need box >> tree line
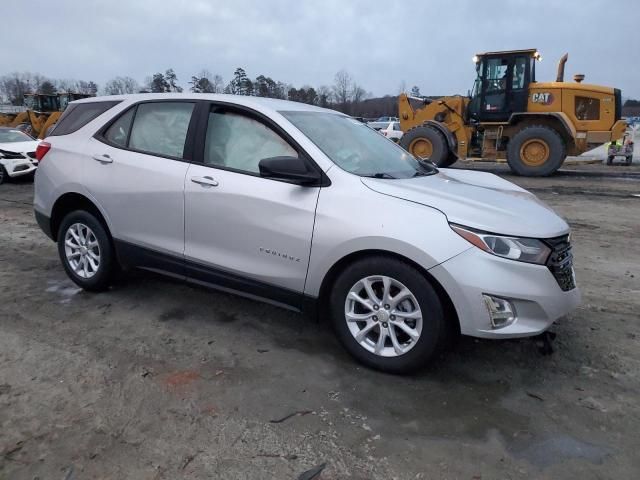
[0,72,98,105]
[1,67,379,116]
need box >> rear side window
[129,103,194,158]
[575,96,600,120]
[49,101,120,136]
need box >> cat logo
[531,92,554,105]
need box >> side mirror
[258,156,322,186]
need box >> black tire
[329,256,445,373]
[399,125,450,166]
[0,164,7,185]
[626,156,633,165]
[606,156,614,165]
[57,210,116,292]
[507,125,566,176]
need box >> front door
[480,57,509,121]
[476,55,532,122]
[184,105,320,307]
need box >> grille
[27,151,36,159]
[545,234,576,291]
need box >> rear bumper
[34,209,53,240]
[429,247,581,338]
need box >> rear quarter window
[49,101,120,136]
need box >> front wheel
[57,210,116,292]
[0,164,7,185]
[330,257,445,373]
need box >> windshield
[281,111,437,179]
[0,129,33,143]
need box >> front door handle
[92,154,113,164]
[191,175,219,187]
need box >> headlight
[450,224,551,265]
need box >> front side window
[129,102,194,158]
[203,109,298,174]
[485,58,509,92]
[575,96,600,120]
[282,111,437,179]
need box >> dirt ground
[1,164,639,480]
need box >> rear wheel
[0,164,7,185]
[507,125,566,176]
[400,125,452,167]
[329,256,445,373]
[57,210,116,292]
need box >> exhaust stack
[556,53,569,82]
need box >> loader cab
[468,49,539,123]
[23,94,61,113]
[58,93,94,111]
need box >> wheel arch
[508,112,576,152]
[421,120,458,157]
[50,192,112,242]
[317,249,460,336]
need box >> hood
[0,140,39,154]
[361,169,569,238]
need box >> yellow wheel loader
[399,49,628,176]
[0,93,93,139]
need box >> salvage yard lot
[1,167,639,480]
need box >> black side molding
[34,210,54,240]
[113,239,320,317]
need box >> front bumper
[429,247,581,338]
[1,157,38,177]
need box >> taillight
[35,142,51,161]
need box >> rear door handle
[92,154,113,164]
[191,175,219,187]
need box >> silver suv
[34,94,580,373]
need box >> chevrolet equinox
[33,94,580,373]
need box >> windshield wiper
[413,163,438,177]
[369,172,397,179]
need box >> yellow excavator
[0,92,93,139]
[399,49,627,176]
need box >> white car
[0,127,40,184]
[377,121,404,142]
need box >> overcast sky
[3,0,639,98]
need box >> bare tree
[56,78,76,92]
[317,85,332,107]
[211,74,224,93]
[0,72,33,105]
[104,76,140,95]
[333,70,352,108]
[351,83,368,105]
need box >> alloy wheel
[344,275,423,357]
[64,223,101,279]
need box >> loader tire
[400,125,451,167]
[507,125,566,176]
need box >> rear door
[86,100,197,264]
[183,104,320,307]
